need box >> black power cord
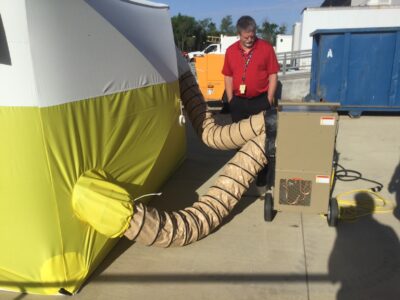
[335,163,384,192]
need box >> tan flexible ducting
[122,68,272,246]
[124,133,267,246]
[179,71,266,150]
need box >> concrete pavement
[2,112,400,300]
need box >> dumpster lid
[278,102,340,112]
[310,27,400,37]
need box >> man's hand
[268,73,278,106]
[224,76,233,102]
[267,95,275,106]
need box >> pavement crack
[300,213,310,300]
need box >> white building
[282,0,400,70]
[275,34,293,53]
[291,22,302,52]
[299,3,400,51]
[351,0,400,5]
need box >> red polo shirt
[222,38,279,98]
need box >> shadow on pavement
[388,162,400,221]
[328,192,400,299]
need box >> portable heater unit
[264,102,340,226]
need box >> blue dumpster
[309,27,400,116]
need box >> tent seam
[36,81,174,109]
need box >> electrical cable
[335,189,395,221]
[332,163,395,221]
[335,163,383,192]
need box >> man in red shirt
[222,15,279,186]
[222,15,279,121]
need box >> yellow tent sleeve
[72,169,133,238]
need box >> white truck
[187,35,239,61]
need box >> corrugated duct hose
[124,133,267,246]
[123,70,276,246]
[177,71,266,150]
[72,71,275,247]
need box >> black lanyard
[240,49,254,83]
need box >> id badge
[239,84,246,95]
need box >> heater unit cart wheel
[327,198,339,227]
[264,193,274,222]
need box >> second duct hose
[179,71,266,150]
[123,70,270,246]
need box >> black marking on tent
[0,14,12,66]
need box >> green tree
[195,18,219,50]
[198,18,218,36]
[220,15,235,35]
[171,14,198,51]
[172,15,222,51]
[278,24,287,35]
[257,20,287,45]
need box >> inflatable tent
[0,0,185,295]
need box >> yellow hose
[335,190,395,221]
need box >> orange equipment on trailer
[194,53,226,102]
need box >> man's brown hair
[236,16,257,33]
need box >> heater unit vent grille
[279,178,312,206]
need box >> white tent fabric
[0,0,177,107]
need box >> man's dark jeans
[230,92,270,186]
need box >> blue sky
[163,0,323,33]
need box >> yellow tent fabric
[0,82,186,294]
